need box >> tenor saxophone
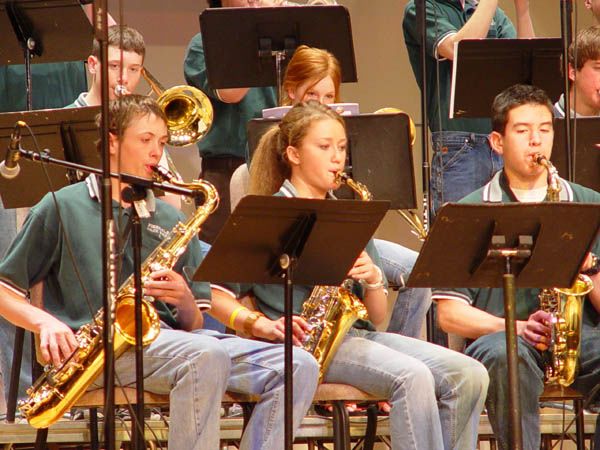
[19,170,219,428]
[533,153,594,386]
[300,172,370,382]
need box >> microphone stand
[93,0,116,445]
[3,147,198,198]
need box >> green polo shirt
[403,0,516,133]
[183,33,277,160]
[432,171,600,326]
[217,181,387,331]
[0,62,87,112]
[0,178,210,331]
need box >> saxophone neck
[532,153,561,201]
[152,166,219,213]
[335,171,373,201]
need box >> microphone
[0,121,26,179]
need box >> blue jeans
[0,204,32,407]
[325,329,488,450]
[373,239,432,339]
[572,324,600,397]
[465,332,545,450]
[431,131,503,218]
[93,328,318,450]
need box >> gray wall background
[106,0,596,250]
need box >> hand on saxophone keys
[269,315,311,346]
[143,269,195,308]
[38,317,79,367]
[517,310,552,351]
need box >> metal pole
[503,265,523,450]
[94,0,116,448]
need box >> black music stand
[552,117,600,193]
[449,38,563,119]
[247,112,417,210]
[0,0,92,109]
[407,202,600,450]
[0,106,100,208]
[200,5,357,100]
[194,195,389,450]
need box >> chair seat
[76,387,260,408]
[77,383,381,408]
[314,383,383,403]
[540,384,584,402]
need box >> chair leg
[330,401,350,450]
[90,407,100,450]
[34,428,48,450]
[574,398,585,450]
[362,404,378,450]
[6,327,24,423]
[240,402,254,434]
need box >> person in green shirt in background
[183,0,277,244]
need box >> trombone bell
[142,68,214,147]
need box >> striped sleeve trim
[0,279,28,299]
[211,284,236,299]
[434,31,456,60]
[432,289,472,305]
[195,298,211,312]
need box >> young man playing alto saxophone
[434,84,600,450]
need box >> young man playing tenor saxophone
[0,95,318,449]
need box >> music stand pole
[488,238,532,450]
[281,255,294,449]
[415,0,434,342]
[560,0,574,181]
[5,2,37,110]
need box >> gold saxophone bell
[142,68,213,147]
[19,173,219,428]
[541,274,594,386]
[534,155,594,386]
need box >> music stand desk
[0,106,100,208]
[195,194,389,449]
[247,112,416,210]
[0,0,91,65]
[450,38,563,119]
[200,5,356,90]
[408,202,600,449]
[552,117,600,193]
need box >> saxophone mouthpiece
[335,171,349,184]
[532,153,547,166]
[151,165,175,182]
[114,84,129,96]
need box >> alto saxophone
[19,169,219,428]
[300,172,370,382]
[533,153,594,386]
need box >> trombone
[141,68,213,147]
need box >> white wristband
[363,266,384,290]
